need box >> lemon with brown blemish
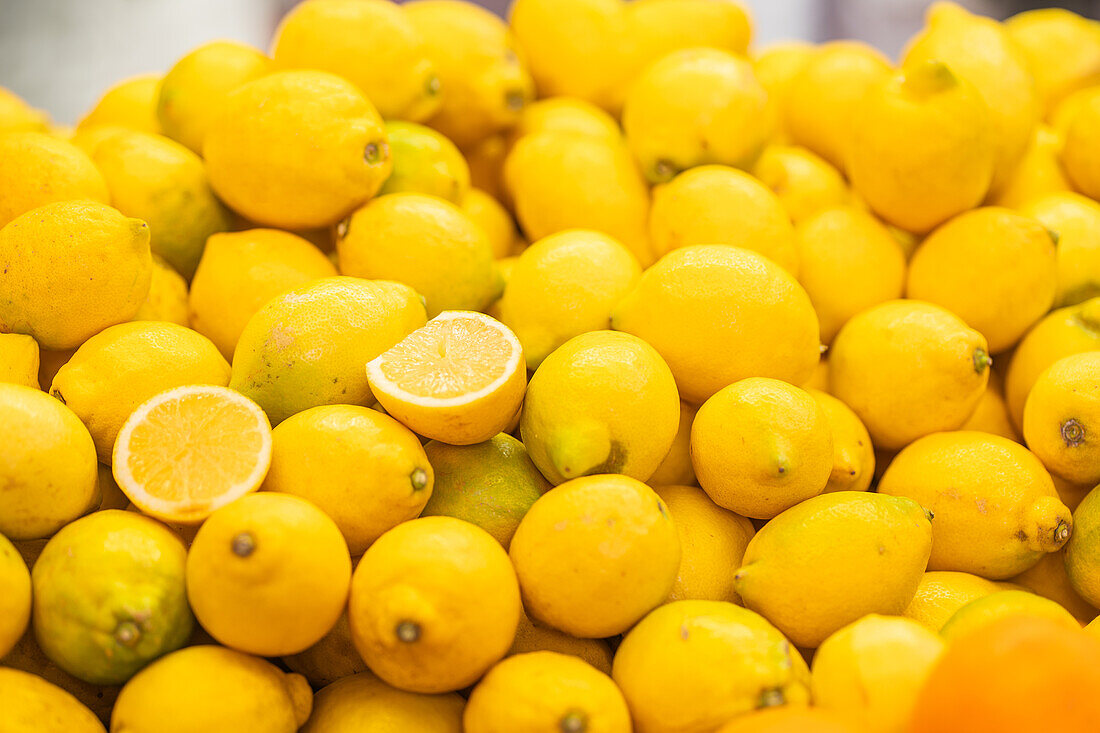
[1024,351,1100,485]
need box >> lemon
[1066,485,1100,608]
[229,276,426,425]
[499,229,640,369]
[0,132,109,229]
[902,2,1040,194]
[420,434,548,549]
[991,125,1073,208]
[1021,192,1100,306]
[32,510,192,685]
[0,200,151,350]
[520,331,679,484]
[735,491,933,648]
[1005,8,1100,114]
[655,484,755,603]
[466,652,629,733]
[281,612,368,690]
[337,193,501,316]
[511,474,679,637]
[961,368,1022,442]
[348,516,521,693]
[50,321,230,462]
[612,245,820,405]
[810,389,875,493]
[303,671,464,733]
[908,207,1057,353]
[785,41,892,172]
[406,0,534,149]
[751,145,850,225]
[507,611,614,676]
[753,42,814,138]
[111,645,312,733]
[812,615,945,733]
[510,96,621,144]
[902,571,1001,631]
[1023,352,1100,484]
[717,708,862,733]
[0,333,40,389]
[0,668,106,733]
[648,166,799,274]
[465,133,509,201]
[623,48,772,184]
[264,405,433,555]
[0,533,31,659]
[879,431,1070,579]
[133,256,189,326]
[647,400,698,488]
[829,300,990,451]
[693,378,832,519]
[378,122,469,204]
[204,70,391,229]
[157,40,272,154]
[112,385,272,524]
[1089,617,1100,637]
[940,590,1080,641]
[77,74,162,135]
[87,128,232,279]
[1012,550,1098,624]
[1060,87,1100,200]
[795,206,907,344]
[0,384,97,540]
[850,60,994,234]
[612,600,810,732]
[0,86,49,133]
[461,188,520,259]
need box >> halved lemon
[112,385,272,524]
[366,311,526,445]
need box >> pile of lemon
[5,0,1100,731]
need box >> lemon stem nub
[396,620,421,643]
[972,348,991,375]
[114,620,141,647]
[1061,418,1086,446]
[1054,519,1071,546]
[757,688,786,709]
[426,76,441,97]
[560,711,588,733]
[410,467,429,491]
[505,89,526,112]
[231,532,255,558]
[364,141,388,165]
[901,59,958,98]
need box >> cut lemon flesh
[113,385,272,524]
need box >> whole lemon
[612,245,820,405]
[0,384,98,540]
[133,256,190,326]
[0,333,40,389]
[203,70,391,229]
[77,74,162,135]
[0,200,151,350]
[1021,192,1100,307]
[612,600,810,732]
[1023,351,1100,484]
[734,491,933,648]
[829,300,990,451]
[751,144,850,225]
[0,532,31,659]
[810,389,876,493]
[50,321,230,462]
[379,121,469,203]
[1066,484,1100,608]
[939,590,1080,641]
[0,132,109,229]
[509,474,680,638]
[263,405,433,556]
[520,331,680,484]
[902,571,1000,632]
[0,668,106,733]
[302,672,464,733]
[348,516,521,693]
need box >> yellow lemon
[50,321,230,462]
[465,651,630,733]
[1005,7,1100,114]
[735,491,933,648]
[0,333,40,389]
[32,510,192,685]
[907,207,1057,353]
[157,40,272,154]
[903,571,1001,632]
[879,431,1071,579]
[461,188,520,259]
[510,95,622,144]
[648,165,799,274]
[751,144,850,225]
[77,74,162,135]
[0,384,97,540]
[785,41,892,172]
[753,42,814,138]
[465,133,509,201]
[813,616,944,733]
[612,245,820,405]
[829,300,990,451]
[112,385,272,524]
[0,86,50,133]
[508,611,614,675]
[510,474,680,638]
[348,516,521,693]
[420,434,549,549]
[379,121,469,203]
[623,48,772,184]
[0,668,106,733]
[1012,550,1098,624]
[0,132,109,229]
[810,389,875,493]
[1060,86,1100,200]
[991,125,1073,208]
[282,612,368,690]
[499,229,640,369]
[204,70,391,229]
[229,276,426,425]
[519,331,679,484]
[850,60,994,234]
[940,589,1080,641]
[263,404,432,555]
[1024,351,1100,484]
[133,256,189,326]
[406,0,534,149]
[0,533,31,659]
[1066,485,1100,608]
[0,200,151,350]
[303,671,464,733]
[961,368,1022,442]
[795,206,907,344]
[692,378,832,519]
[612,600,810,732]
[111,645,312,733]
[188,228,336,360]
[647,400,698,487]
[337,193,501,316]
[1021,192,1100,306]
[272,0,440,122]
[655,484,755,603]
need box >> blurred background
[1,0,1098,123]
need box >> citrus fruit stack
[4,1,1100,731]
